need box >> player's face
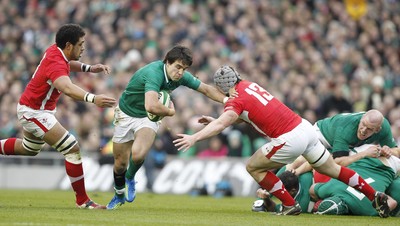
[69,37,85,61]
[166,60,189,81]
[357,118,379,140]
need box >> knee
[131,150,147,163]
[22,136,45,156]
[114,163,128,174]
[246,161,255,175]
[115,159,129,172]
[52,132,78,155]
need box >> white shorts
[261,119,329,167]
[112,106,160,143]
[17,104,58,138]
[314,123,332,150]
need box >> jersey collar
[293,183,301,200]
[57,46,69,63]
[163,64,170,84]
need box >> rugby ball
[147,90,171,122]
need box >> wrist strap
[81,63,92,72]
[84,92,96,103]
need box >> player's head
[214,66,242,95]
[278,170,299,197]
[56,24,85,49]
[163,45,193,67]
[357,109,383,140]
[56,24,86,61]
[163,45,193,81]
[315,196,349,215]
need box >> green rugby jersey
[119,61,201,117]
[386,177,400,216]
[314,158,396,216]
[275,167,314,213]
[316,112,396,154]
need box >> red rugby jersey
[19,44,69,110]
[224,80,302,138]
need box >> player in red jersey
[174,66,390,217]
[0,24,116,209]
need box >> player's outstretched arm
[70,61,111,75]
[54,76,116,108]
[335,145,381,166]
[196,82,227,103]
[256,188,276,212]
[174,110,238,152]
[198,115,216,125]
[89,64,111,74]
[92,94,117,108]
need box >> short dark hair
[278,171,299,191]
[55,24,85,49]
[163,45,193,66]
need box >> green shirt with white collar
[119,60,201,117]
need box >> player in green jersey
[291,110,396,174]
[254,149,400,217]
[106,45,228,209]
[299,111,400,217]
[252,167,314,214]
[316,111,396,165]
[252,110,398,216]
[386,177,400,216]
[311,155,400,216]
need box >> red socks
[258,171,296,207]
[65,160,89,205]
[0,138,17,155]
[338,166,375,201]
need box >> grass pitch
[0,190,397,226]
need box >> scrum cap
[214,66,241,95]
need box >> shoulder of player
[375,120,394,139]
[381,118,392,129]
[138,61,163,73]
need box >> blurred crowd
[1,0,400,160]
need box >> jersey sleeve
[180,71,201,90]
[48,59,69,82]
[331,131,351,153]
[224,98,243,116]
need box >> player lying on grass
[173,65,390,217]
[310,147,399,216]
[253,152,400,216]
[252,109,400,215]
[252,168,315,213]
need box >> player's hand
[378,145,392,158]
[173,134,196,152]
[256,188,270,199]
[228,89,239,98]
[198,115,215,125]
[90,64,111,75]
[94,94,116,108]
[167,101,176,117]
[363,145,382,158]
